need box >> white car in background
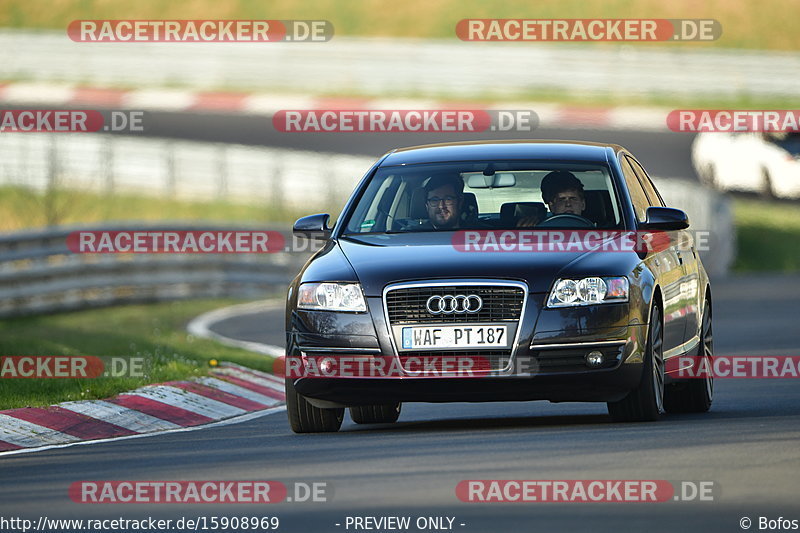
[691,132,800,199]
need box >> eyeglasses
[426,196,458,207]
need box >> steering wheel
[535,213,595,228]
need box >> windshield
[343,161,623,234]
[764,132,800,155]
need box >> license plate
[401,325,509,350]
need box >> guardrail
[0,223,308,318]
[1,30,798,99]
[0,133,370,211]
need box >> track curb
[0,82,671,131]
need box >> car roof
[379,140,625,167]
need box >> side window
[619,157,649,222]
[347,174,398,233]
[626,156,665,207]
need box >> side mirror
[640,207,689,231]
[293,213,332,240]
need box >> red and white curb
[0,82,670,131]
[0,362,285,455]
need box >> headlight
[547,276,629,307]
[297,282,367,312]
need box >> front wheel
[285,378,344,433]
[608,304,665,422]
[350,403,402,424]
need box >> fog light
[585,350,605,368]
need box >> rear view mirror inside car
[465,172,516,188]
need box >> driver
[517,170,588,226]
[541,170,587,216]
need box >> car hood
[338,232,593,295]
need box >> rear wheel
[349,403,402,424]
[608,305,664,422]
[665,301,713,413]
[285,378,344,433]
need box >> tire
[664,301,713,413]
[607,304,665,422]
[285,378,344,433]
[349,403,402,424]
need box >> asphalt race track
[1,104,699,179]
[1,275,799,532]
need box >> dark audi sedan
[284,140,713,432]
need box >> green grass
[1,0,799,51]
[733,198,800,273]
[0,299,281,410]
[0,185,311,231]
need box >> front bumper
[288,284,649,406]
[291,332,646,406]
[294,359,643,406]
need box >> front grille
[398,350,511,373]
[385,283,526,372]
[385,285,525,325]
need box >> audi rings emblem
[426,294,483,314]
